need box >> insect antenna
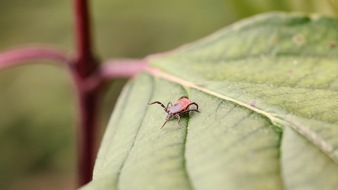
[161,120,169,129]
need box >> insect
[148,96,200,128]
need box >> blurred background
[0,0,336,189]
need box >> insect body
[149,96,200,128]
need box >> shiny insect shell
[148,96,200,128]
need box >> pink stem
[101,59,148,80]
[0,46,72,69]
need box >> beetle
[148,96,200,128]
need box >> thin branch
[0,46,72,69]
[101,59,148,81]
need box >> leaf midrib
[146,67,284,127]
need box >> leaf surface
[82,13,338,190]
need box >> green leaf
[82,12,338,190]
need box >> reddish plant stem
[75,0,91,56]
[73,0,99,186]
[75,75,100,187]
[74,0,97,77]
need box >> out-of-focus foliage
[0,0,336,189]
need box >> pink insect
[149,96,200,128]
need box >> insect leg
[149,101,168,112]
[166,102,173,109]
[186,102,200,112]
[179,108,200,115]
[175,114,181,124]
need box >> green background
[0,0,336,189]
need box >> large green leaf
[82,13,338,190]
